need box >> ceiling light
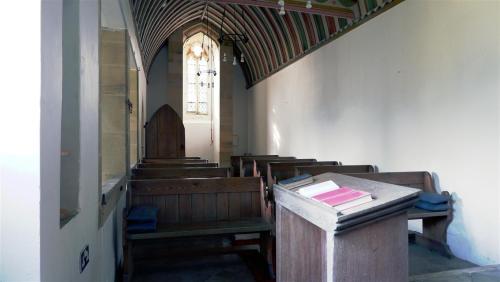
[279,5,285,16]
[233,56,237,66]
[306,0,312,9]
[240,53,245,63]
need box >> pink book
[313,186,373,211]
[312,187,352,201]
[322,190,368,206]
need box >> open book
[297,180,372,211]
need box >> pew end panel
[231,155,278,177]
[239,156,296,177]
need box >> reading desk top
[274,172,420,233]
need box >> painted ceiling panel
[130,0,398,86]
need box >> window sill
[99,175,126,227]
[60,208,79,228]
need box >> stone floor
[132,243,500,282]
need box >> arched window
[183,33,218,118]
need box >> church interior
[1,0,500,281]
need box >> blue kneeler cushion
[127,205,159,233]
[414,192,449,212]
[415,201,449,212]
[418,192,448,204]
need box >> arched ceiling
[130,0,396,86]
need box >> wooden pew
[143,157,201,161]
[267,161,340,188]
[124,177,273,279]
[294,164,376,177]
[231,155,278,177]
[142,158,208,164]
[343,172,453,257]
[239,156,295,177]
[254,159,317,184]
[131,167,231,179]
[136,163,218,169]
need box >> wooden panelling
[332,213,408,282]
[277,205,327,282]
[142,158,207,164]
[131,167,230,179]
[129,177,264,224]
[130,178,261,195]
[136,162,218,168]
[295,165,375,177]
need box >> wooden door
[145,104,185,158]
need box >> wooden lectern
[274,173,419,282]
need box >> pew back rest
[231,155,278,177]
[344,171,435,193]
[267,161,339,187]
[254,159,316,182]
[129,177,266,224]
[295,165,376,177]
[240,157,296,177]
[131,167,231,180]
[142,158,208,164]
[136,163,219,169]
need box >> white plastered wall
[248,0,500,265]
[37,0,147,281]
[0,2,41,281]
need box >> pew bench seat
[128,218,271,240]
[408,207,449,220]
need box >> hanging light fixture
[278,0,285,16]
[306,0,312,9]
[219,6,249,67]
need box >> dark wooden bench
[254,159,317,184]
[343,171,453,257]
[143,157,201,161]
[124,177,273,279]
[231,155,278,177]
[239,156,296,177]
[142,158,208,164]
[294,164,376,177]
[267,161,340,188]
[136,162,219,169]
[131,167,231,179]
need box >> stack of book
[277,173,313,189]
[296,180,373,211]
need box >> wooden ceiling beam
[191,0,355,18]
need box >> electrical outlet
[80,245,89,273]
